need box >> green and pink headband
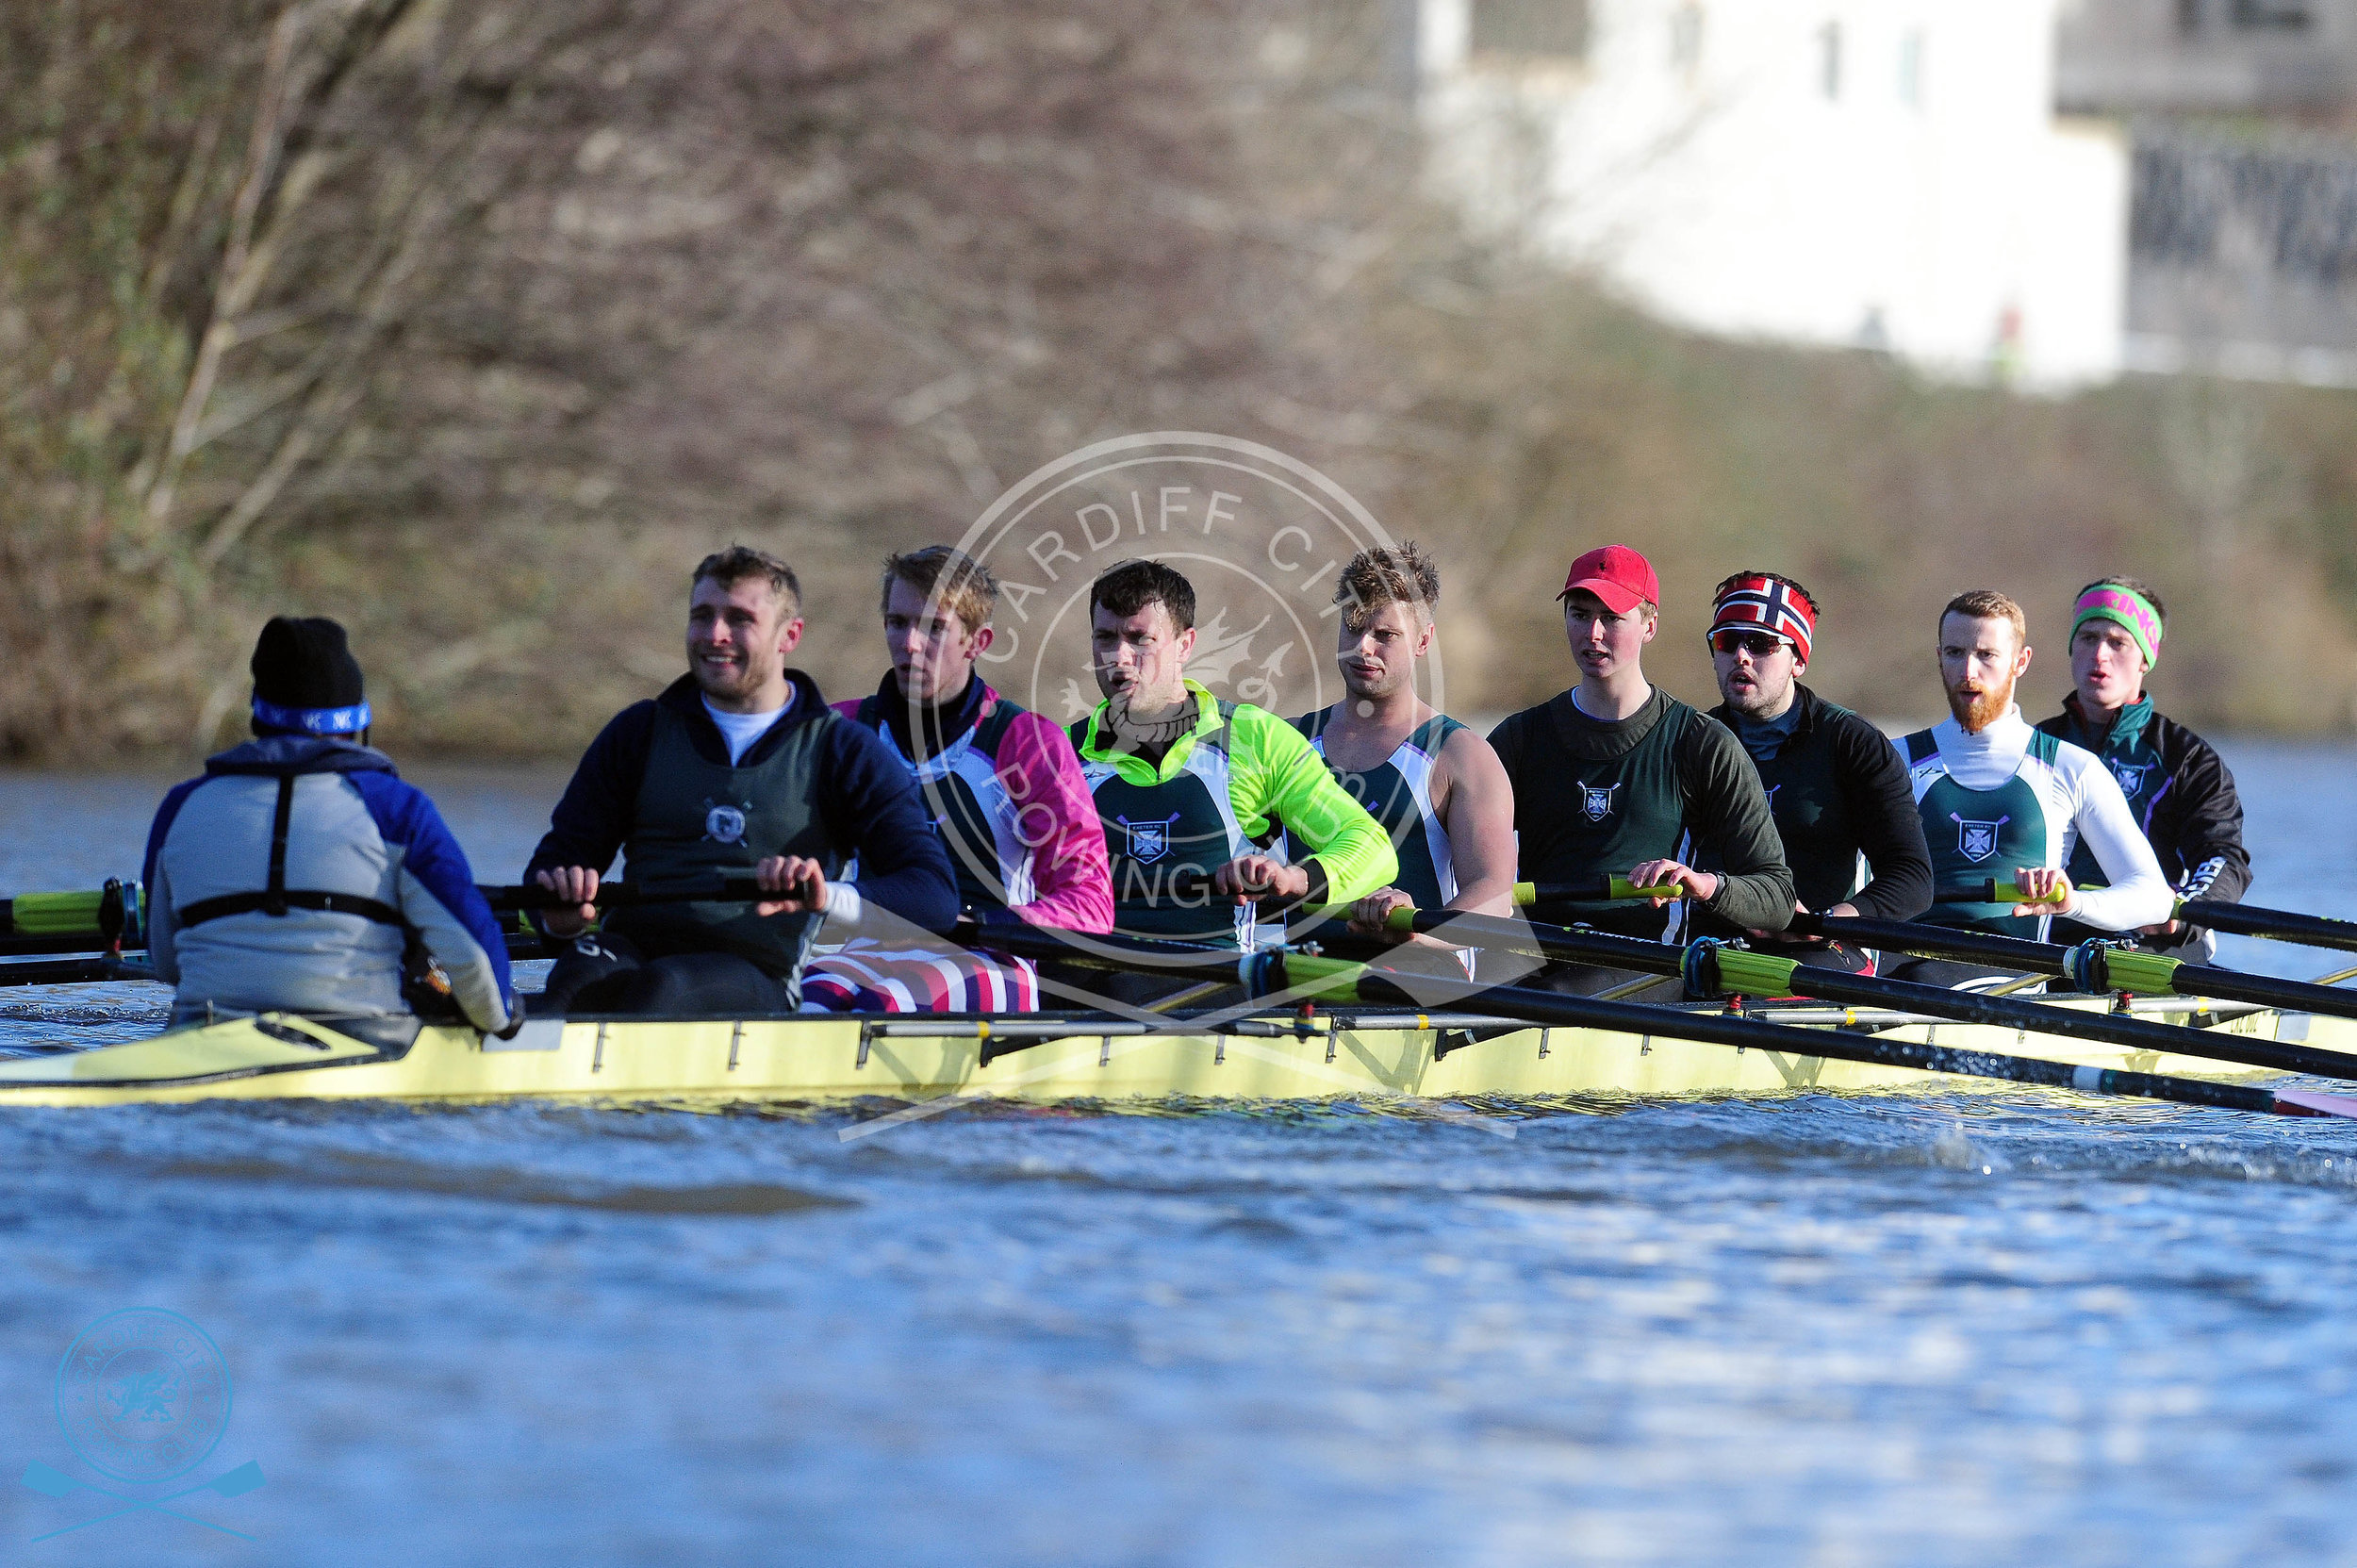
[2071,584,2162,668]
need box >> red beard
[1946,679,2012,732]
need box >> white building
[1417,0,2132,385]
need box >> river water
[0,742,2351,1563]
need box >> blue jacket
[143,737,515,1031]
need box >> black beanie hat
[250,616,371,735]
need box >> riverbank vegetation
[6,0,2353,759]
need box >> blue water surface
[0,745,2347,1564]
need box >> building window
[1898,28,1924,107]
[1469,0,1591,60]
[2184,0,2315,27]
[1817,21,1841,100]
[2232,0,2311,27]
[1671,4,1704,69]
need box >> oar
[2174,899,2357,957]
[1938,879,2357,960]
[1795,911,2071,973]
[1933,879,2064,905]
[480,875,774,912]
[1515,877,1687,905]
[1360,906,2357,1085]
[22,1457,263,1542]
[0,954,157,988]
[2062,944,2357,1022]
[965,925,2357,1121]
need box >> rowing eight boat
[0,993,2329,1110]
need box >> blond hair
[1333,543,1440,633]
[880,545,997,635]
[1940,588,2027,645]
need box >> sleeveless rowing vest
[851,692,1030,916]
[1072,701,1254,944]
[2047,699,2163,893]
[613,701,846,975]
[1496,691,1693,938]
[1289,709,1463,911]
[1904,727,2054,931]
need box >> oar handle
[1513,876,1684,906]
[1932,877,2073,905]
[482,876,770,911]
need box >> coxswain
[526,547,958,1015]
[1283,545,1518,953]
[1894,588,2171,982]
[801,546,1113,1011]
[2033,577,2250,958]
[1699,570,1931,969]
[1070,559,1395,947]
[143,617,517,1036]
[1488,544,1794,991]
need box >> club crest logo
[1952,812,2010,864]
[1118,813,1182,864]
[2107,760,2151,797]
[27,1308,265,1543]
[702,800,750,845]
[1580,783,1621,823]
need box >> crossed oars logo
[22,1308,264,1542]
[21,1458,265,1543]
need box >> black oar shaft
[0,955,156,988]
[1802,913,2073,975]
[482,876,768,912]
[1696,946,2357,1082]
[1381,908,2357,1082]
[2071,946,2357,1019]
[2181,900,2357,956]
[966,925,2347,1119]
[1341,970,2307,1119]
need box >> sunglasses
[1710,630,1790,657]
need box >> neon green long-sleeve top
[1071,682,1397,934]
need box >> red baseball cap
[1557,544,1660,616]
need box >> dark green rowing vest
[1500,691,1693,939]
[1905,728,2054,932]
[1746,707,1859,916]
[1072,704,1253,946]
[612,701,848,977]
[2049,698,2161,892]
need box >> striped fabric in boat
[801,940,1039,1014]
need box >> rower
[2034,577,2250,958]
[830,547,1110,929]
[526,547,958,1015]
[1070,559,1395,948]
[1893,588,2171,983]
[801,546,1112,1011]
[1698,570,1932,970]
[1488,544,1794,992]
[143,617,516,1036]
[1283,545,1517,952]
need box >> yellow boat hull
[0,998,2318,1110]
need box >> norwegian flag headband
[1708,574,1817,663]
